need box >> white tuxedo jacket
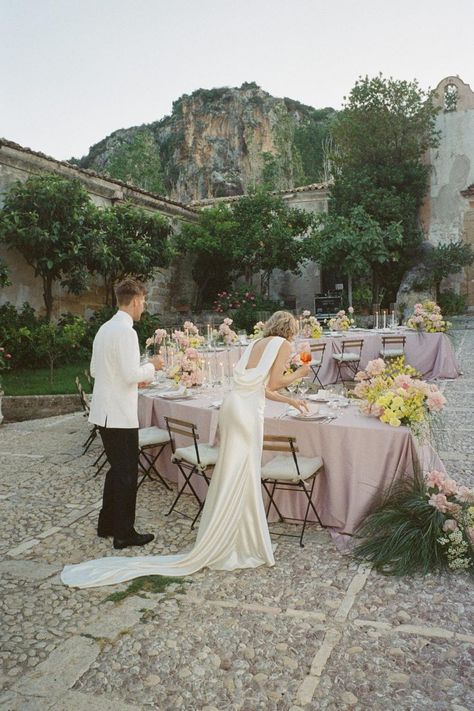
[89,310,154,428]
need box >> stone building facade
[0,139,198,318]
[423,76,474,306]
[0,138,330,317]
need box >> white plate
[158,392,193,400]
[307,394,329,403]
[290,413,329,421]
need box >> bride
[61,311,310,588]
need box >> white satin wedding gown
[61,336,285,588]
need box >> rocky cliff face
[75,83,335,202]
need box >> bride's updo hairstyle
[262,311,298,341]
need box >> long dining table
[138,384,444,537]
[194,328,459,387]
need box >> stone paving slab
[0,323,473,710]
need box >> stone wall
[2,394,82,422]
[425,77,474,306]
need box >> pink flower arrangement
[215,318,238,345]
[406,301,450,333]
[425,469,474,571]
[168,347,203,387]
[327,309,355,332]
[145,328,167,349]
[300,311,322,338]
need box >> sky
[1,0,473,161]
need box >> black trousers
[97,427,139,538]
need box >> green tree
[0,175,96,319]
[34,316,86,384]
[231,189,313,295]
[90,202,171,306]
[106,129,165,194]
[427,240,474,300]
[0,257,11,288]
[304,206,404,302]
[329,74,440,299]
[171,204,238,310]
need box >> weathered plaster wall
[427,77,474,305]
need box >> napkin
[159,385,188,399]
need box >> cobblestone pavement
[1,320,473,711]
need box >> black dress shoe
[113,532,154,550]
[97,529,113,538]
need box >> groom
[89,278,163,549]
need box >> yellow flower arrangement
[352,356,446,431]
[406,301,451,333]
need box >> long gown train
[61,337,285,588]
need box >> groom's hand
[149,355,164,370]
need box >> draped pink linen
[138,390,444,535]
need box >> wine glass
[298,379,309,398]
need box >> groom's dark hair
[115,278,147,306]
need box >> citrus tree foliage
[231,189,313,294]
[0,257,11,288]
[427,240,474,299]
[106,129,165,194]
[329,74,440,299]
[0,175,95,319]
[172,204,238,310]
[173,190,313,307]
[304,206,403,297]
[90,202,171,306]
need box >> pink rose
[348,306,354,314]
[439,477,458,497]
[442,519,458,532]
[427,392,446,412]
[425,470,446,489]
[428,493,449,512]
[366,358,386,377]
[456,486,474,504]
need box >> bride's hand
[291,398,309,413]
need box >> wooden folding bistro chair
[332,339,363,384]
[261,435,324,547]
[164,416,220,529]
[380,335,406,360]
[309,343,326,387]
[137,426,172,491]
[75,376,107,476]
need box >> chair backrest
[263,435,301,477]
[75,376,90,414]
[341,339,363,356]
[310,343,326,355]
[381,335,406,348]
[83,369,93,386]
[164,416,201,463]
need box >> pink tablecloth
[306,330,460,385]
[138,388,444,535]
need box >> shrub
[438,290,467,316]
[213,287,279,332]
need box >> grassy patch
[2,361,91,396]
[103,575,189,603]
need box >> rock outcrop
[74,83,335,202]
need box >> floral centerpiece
[327,308,355,331]
[0,346,12,392]
[145,328,167,351]
[353,470,474,576]
[167,347,204,387]
[171,324,205,350]
[251,321,265,339]
[352,357,446,432]
[213,318,238,345]
[406,301,450,333]
[300,310,322,338]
